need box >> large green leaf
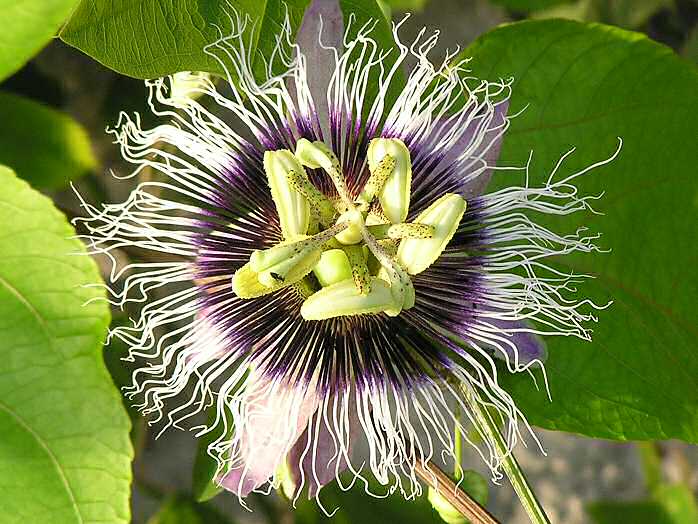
[463,21,698,441]
[0,167,132,523]
[59,0,310,79]
[0,0,80,82]
[0,92,97,190]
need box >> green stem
[463,387,551,524]
[637,442,663,495]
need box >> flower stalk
[463,387,551,524]
[415,459,499,524]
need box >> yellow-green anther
[232,246,320,298]
[250,237,311,273]
[232,263,270,298]
[397,193,467,275]
[285,169,336,225]
[313,249,352,287]
[295,138,352,204]
[344,245,371,295]
[250,223,346,273]
[367,138,412,224]
[264,150,310,239]
[366,222,435,240]
[257,247,320,288]
[360,154,396,203]
[301,278,396,321]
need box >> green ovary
[231,138,466,320]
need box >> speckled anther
[232,138,466,320]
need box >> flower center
[231,138,466,320]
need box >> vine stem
[463,387,551,524]
[414,460,500,524]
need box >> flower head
[76,5,619,507]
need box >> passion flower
[76,4,619,507]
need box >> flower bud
[264,150,310,239]
[397,193,466,275]
[367,138,412,224]
[427,487,467,524]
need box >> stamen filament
[286,169,337,226]
[360,154,396,203]
[367,222,435,240]
[295,138,354,208]
[343,245,371,295]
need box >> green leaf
[339,0,405,114]
[60,0,310,79]
[191,408,224,502]
[147,496,234,524]
[0,92,97,190]
[587,500,675,524]
[531,0,673,29]
[0,167,132,523]
[295,479,445,524]
[379,0,428,12]
[490,0,574,12]
[654,485,698,524]
[588,484,698,524]
[459,470,489,507]
[0,0,81,82]
[463,20,698,442]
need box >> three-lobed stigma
[231,138,466,320]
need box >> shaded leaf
[60,0,310,80]
[191,407,225,502]
[588,484,698,524]
[490,0,574,12]
[0,167,132,523]
[147,496,234,524]
[463,21,698,442]
[0,92,97,190]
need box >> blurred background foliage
[0,1,696,523]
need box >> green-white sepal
[264,150,310,239]
[368,138,412,224]
[397,193,466,275]
[301,277,396,320]
[313,249,352,287]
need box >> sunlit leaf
[0,167,132,523]
[0,0,80,81]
